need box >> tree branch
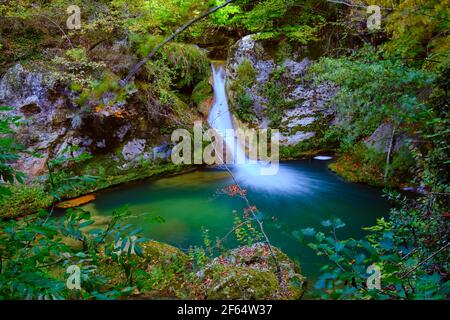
[400,242,449,279]
[120,0,234,86]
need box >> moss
[191,78,213,106]
[263,67,295,127]
[236,59,257,86]
[328,142,414,187]
[49,240,306,300]
[329,142,415,187]
[279,114,337,159]
[97,242,307,300]
[230,59,257,123]
[329,154,385,187]
[133,35,210,90]
[328,143,386,186]
[0,184,53,218]
[96,240,195,299]
[0,26,44,72]
[67,156,193,198]
[2,157,193,217]
[205,266,280,300]
[201,243,307,300]
[280,142,325,159]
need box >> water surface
[81,160,390,281]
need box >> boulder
[364,123,405,153]
[200,243,307,300]
[122,139,146,161]
[0,62,193,181]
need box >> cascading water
[208,64,314,194]
[207,65,247,165]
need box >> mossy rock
[97,240,193,299]
[0,184,53,218]
[138,240,189,267]
[205,266,280,300]
[192,78,213,106]
[201,243,307,300]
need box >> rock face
[364,122,405,153]
[0,63,193,181]
[226,34,338,148]
[122,139,146,161]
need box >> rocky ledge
[226,34,339,149]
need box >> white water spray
[207,64,307,194]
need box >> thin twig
[400,242,449,279]
[217,217,256,245]
[32,14,74,49]
[212,151,287,292]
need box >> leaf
[333,218,346,229]
[335,242,345,252]
[78,220,95,229]
[321,220,332,227]
[301,227,316,236]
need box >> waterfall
[207,64,247,165]
[207,64,307,194]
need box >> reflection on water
[80,160,391,281]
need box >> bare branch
[120,0,234,86]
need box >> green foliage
[191,78,213,106]
[328,142,415,187]
[236,59,257,87]
[1,0,449,301]
[46,146,97,201]
[284,25,321,45]
[133,34,210,88]
[50,48,106,91]
[233,214,262,246]
[0,108,25,195]
[235,93,255,123]
[230,59,257,122]
[211,0,325,46]
[310,47,435,150]
[242,0,288,32]
[0,113,155,298]
[264,66,294,127]
[383,0,450,70]
[298,191,449,299]
[0,201,149,299]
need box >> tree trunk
[384,125,396,184]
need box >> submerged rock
[57,194,96,209]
